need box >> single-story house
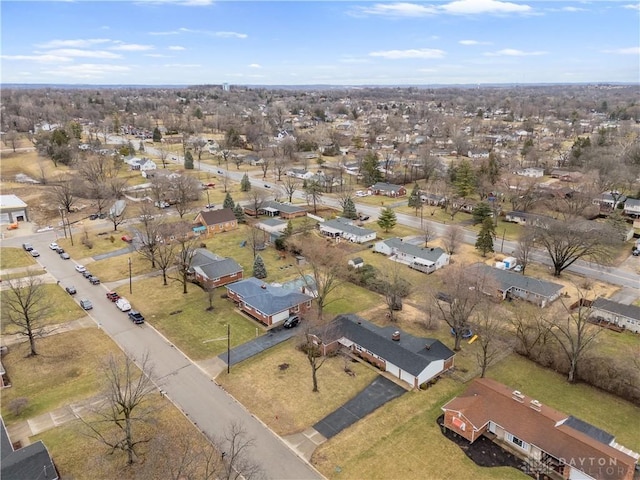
[469,263,563,308]
[441,378,638,480]
[516,167,544,178]
[368,182,407,197]
[187,248,243,289]
[276,274,318,298]
[319,217,377,244]
[348,257,365,269]
[623,198,640,218]
[286,168,315,180]
[311,314,455,390]
[593,192,627,211]
[193,208,238,236]
[1,417,58,480]
[255,217,288,234]
[374,237,450,273]
[244,201,308,219]
[504,211,552,228]
[225,277,313,327]
[0,194,29,224]
[419,192,446,206]
[590,297,640,334]
[550,170,583,183]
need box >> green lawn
[0,247,36,270]
[115,276,258,360]
[2,283,86,334]
[0,328,121,423]
[323,282,384,316]
[57,230,132,260]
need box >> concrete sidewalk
[1,317,95,347]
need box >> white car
[49,242,60,250]
[355,191,368,197]
[115,297,132,312]
[75,265,86,273]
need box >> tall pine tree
[240,173,251,192]
[253,254,267,279]
[407,183,421,214]
[223,192,235,210]
[233,203,246,223]
[377,207,397,233]
[475,217,496,257]
[343,197,358,219]
[184,151,194,169]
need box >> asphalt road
[2,232,322,480]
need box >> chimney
[530,399,542,411]
[425,343,431,350]
[512,390,525,402]
[392,331,400,341]
[261,284,267,289]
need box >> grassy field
[0,268,47,281]
[0,247,37,270]
[0,328,121,422]
[86,251,155,283]
[114,276,258,360]
[1,283,86,334]
[56,229,133,260]
[218,340,379,436]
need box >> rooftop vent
[392,331,401,341]
[512,390,525,402]
[530,399,542,411]
[261,284,267,289]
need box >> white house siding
[374,241,393,255]
[271,310,290,325]
[385,362,401,378]
[417,360,444,385]
[0,213,11,224]
[568,468,596,480]
[400,369,417,387]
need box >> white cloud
[43,48,122,59]
[163,63,201,67]
[43,63,130,79]
[169,46,185,51]
[561,6,586,12]
[459,40,480,45]
[369,48,445,59]
[441,0,532,15]
[1,54,73,63]
[484,48,547,56]
[248,63,262,68]
[145,53,171,58]
[135,0,213,6]
[356,3,437,17]
[148,30,181,35]
[216,31,248,39]
[338,56,371,64]
[111,43,155,51]
[35,38,111,49]
[602,47,640,55]
[623,4,640,11]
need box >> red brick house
[193,208,237,236]
[225,277,313,327]
[187,248,243,289]
[441,378,638,480]
[311,314,455,390]
[368,182,407,197]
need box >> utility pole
[128,257,132,294]
[59,208,67,239]
[227,323,230,374]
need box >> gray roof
[371,182,404,192]
[322,218,375,236]
[470,263,563,299]
[325,314,455,377]
[382,238,447,263]
[564,416,615,446]
[0,195,27,209]
[624,198,640,207]
[226,277,313,315]
[260,201,307,214]
[259,218,287,227]
[189,248,242,279]
[1,418,58,480]
[592,297,640,320]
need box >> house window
[506,433,529,451]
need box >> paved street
[1,231,322,480]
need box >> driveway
[313,376,406,439]
[218,323,300,366]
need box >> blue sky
[1,0,638,85]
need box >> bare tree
[273,157,288,182]
[172,229,198,294]
[509,303,552,359]
[216,421,263,480]
[474,306,507,377]
[246,224,266,260]
[246,189,267,217]
[546,294,602,383]
[51,176,77,213]
[534,219,616,276]
[155,241,177,286]
[3,130,20,152]
[422,221,436,247]
[172,174,201,219]
[158,146,169,169]
[82,353,156,466]
[380,262,411,321]
[1,274,51,356]
[136,205,163,268]
[515,228,535,274]
[282,176,300,202]
[304,180,323,214]
[259,156,271,179]
[108,208,127,232]
[442,225,463,255]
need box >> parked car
[115,298,132,312]
[22,243,33,251]
[49,242,60,250]
[264,184,271,188]
[98,213,107,219]
[75,265,86,273]
[88,276,100,285]
[55,247,65,254]
[106,292,120,302]
[128,310,145,324]
[121,235,133,243]
[65,285,77,295]
[358,213,370,221]
[513,264,523,272]
[60,252,70,260]
[633,248,640,257]
[30,250,40,257]
[205,204,215,209]
[82,270,93,279]
[89,214,98,220]
[79,299,93,310]
[283,315,300,329]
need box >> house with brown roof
[193,208,237,236]
[441,378,638,480]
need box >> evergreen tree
[240,173,251,192]
[377,207,397,233]
[407,183,421,213]
[475,217,496,256]
[361,151,383,186]
[223,192,235,210]
[152,127,162,142]
[233,203,246,223]
[472,202,492,225]
[343,197,358,219]
[184,151,194,169]
[253,254,267,279]
[453,159,476,198]
[485,152,500,185]
[283,220,293,237]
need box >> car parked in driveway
[80,299,93,310]
[75,265,86,273]
[22,243,33,251]
[283,315,300,328]
[30,250,40,257]
[65,285,77,295]
[115,298,132,312]
[128,310,145,324]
